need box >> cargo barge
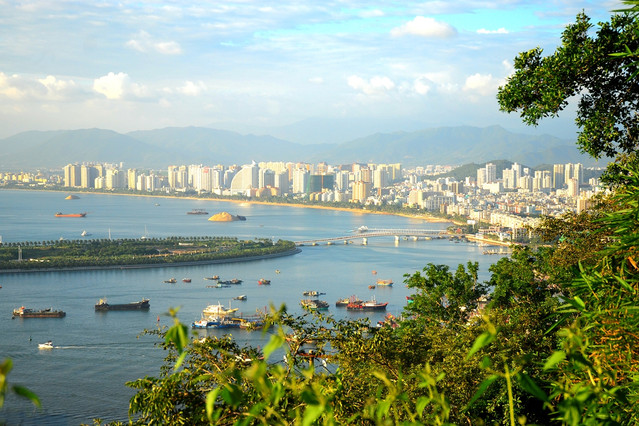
[13,306,66,318]
[94,298,150,311]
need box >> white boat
[38,341,53,349]
[81,230,90,237]
[202,302,238,318]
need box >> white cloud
[178,80,207,96]
[477,28,509,34]
[0,72,27,99]
[359,9,384,18]
[463,73,501,96]
[391,16,457,38]
[0,72,80,101]
[348,75,395,95]
[309,77,324,84]
[38,75,78,100]
[125,31,182,55]
[93,72,148,100]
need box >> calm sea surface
[0,190,500,425]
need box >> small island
[0,236,297,272]
[208,212,247,222]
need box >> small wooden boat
[258,278,271,285]
[163,278,177,283]
[233,295,247,301]
[182,278,191,283]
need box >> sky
[0,0,626,140]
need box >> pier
[294,228,449,246]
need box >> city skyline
[0,1,623,140]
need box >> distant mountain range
[0,125,599,170]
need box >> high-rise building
[274,171,289,191]
[476,167,487,187]
[229,162,259,195]
[127,169,137,189]
[292,168,309,194]
[552,164,565,189]
[485,163,497,183]
[308,174,335,193]
[373,169,389,189]
[259,169,275,189]
[352,180,371,203]
[64,164,81,187]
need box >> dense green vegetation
[0,237,297,271]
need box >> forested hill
[0,125,595,169]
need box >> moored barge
[13,306,66,318]
[94,298,150,311]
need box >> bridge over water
[294,228,449,246]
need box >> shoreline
[32,187,452,224]
[0,248,301,274]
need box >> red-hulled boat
[346,297,388,311]
[55,212,87,217]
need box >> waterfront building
[292,168,309,194]
[352,180,371,203]
[64,163,81,187]
[229,162,259,195]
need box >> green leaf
[262,334,284,360]
[302,404,325,426]
[465,375,499,409]
[543,351,566,370]
[466,331,495,360]
[12,385,41,408]
[205,388,220,422]
[572,296,586,310]
[515,373,549,402]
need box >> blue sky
[0,0,625,140]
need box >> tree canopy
[497,12,639,162]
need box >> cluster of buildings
[2,160,602,239]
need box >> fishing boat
[202,302,238,317]
[94,298,150,311]
[187,208,209,215]
[346,296,388,311]
[182,278,192,283]
[302,290,325,297]
[163,278,177,283]
[207,283,230,288]
[258,278,271,285]
[191,317,239,329]
[218,278,243,285]
[38,341,54,349]
[336,295,363,307]
[301,299,329,310]
[13,307,66,318]
[376,279,393,286]
[233,295,247,300]
[204,275,219,280]
[81,230,90,237]
[55,212,87,218]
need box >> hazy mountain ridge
[0,125,597,170]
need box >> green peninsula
[0,237,298,272]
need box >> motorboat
[38,341,54,349]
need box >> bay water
[0,190,499,425]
